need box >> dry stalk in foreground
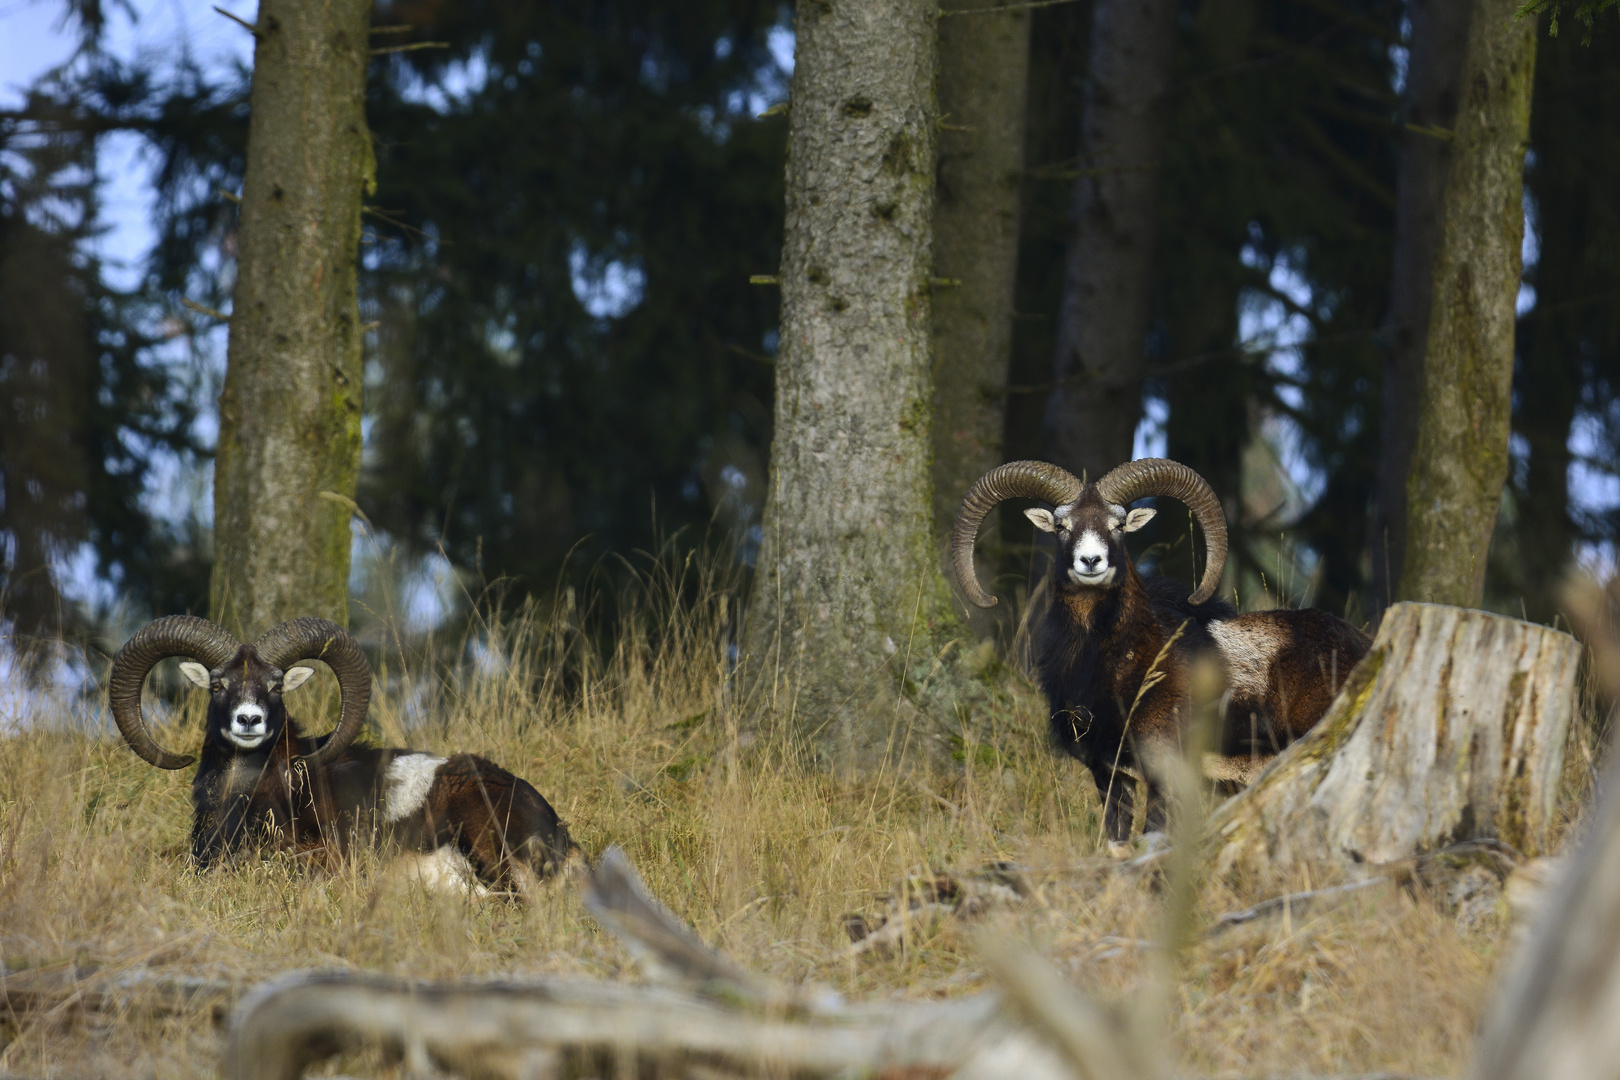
[224,847,1085,1080]
[1468,576,1620,1080]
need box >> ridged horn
[250,618,371,768]
[1096,457,1228,604]
[952,461,1084,608]
[108,615,241,769]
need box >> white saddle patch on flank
[1208,618,1285,698]
[396,845,490,898]
[382,753,447,822]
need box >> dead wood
[1209,603,1579,883]
[0,963,235,1024]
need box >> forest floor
[0,573,1598,1080]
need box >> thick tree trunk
[1209,603,1579,884]
[744,0,947,766]
[211,0,371,640]
[1044,0,1177,482]
[1370,0,1472,619]
[931,0,1030,549]
[1397,0,1536,609]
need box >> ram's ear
[281,666,316,693]
[178,661,212,689]
[1123,507,1157,533]
[1025,508,1058,533]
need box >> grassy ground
[0,570,1584,1079]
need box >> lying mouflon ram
[108,615,574,895]
[952,458,1370,847]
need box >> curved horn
[108,615,241,769]
[251,618,371,768]
[951,461,1084,608]
[1096,458,1228,604]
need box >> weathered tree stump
[1208,602,1579,882]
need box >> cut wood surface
[1209,602,1579,881]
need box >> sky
[2,0,256,284]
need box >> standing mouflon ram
[952,458,1369,847]
[108,615,574,895]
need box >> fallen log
[0,963,236,1023]
[1208,602,1579,883]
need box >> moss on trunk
[210,0,371,639]
[743,0,957,769]
[1398,0,1537,609]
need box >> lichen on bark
[210,0,371,640]
[743,0,963,769]
[1398,0,1538,609]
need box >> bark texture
[1397,0,1536,609]
[1370,0,1471,618]
[211,0,371,640]
[744,0,946,765]
[1044,0,1178,482]
[1209,603,1579,883]
[931,0,1030,545]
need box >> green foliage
[1518,0,1620,44]
[0,82,207,636]
[357,1,788,593]
[1495,25,1620,618]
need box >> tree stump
[1208,602,1580,882]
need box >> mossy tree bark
[1397,0,1536,609]
[1370,0,1471,619]
[1209,603,1578,885]
[210,0,371,640]
[930,1,1029,553]
[1044,0,1177,481]
[744,0,950,767]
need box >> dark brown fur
[1032,488,1370,842]
[189,645,574,891]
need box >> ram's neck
[1054,564,1147,636]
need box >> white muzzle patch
[1067,529,1116,586]
[226,703,269,749]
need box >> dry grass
[0,562,1542,1079]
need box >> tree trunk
[743,0,947,767]
[211,0,371,640]
[931,0,1030,550]
[1044,0,1178,482]
[1397,0,1536,609]
[1370,0,1472,619]
[1209,603,1579,884]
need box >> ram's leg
[1142,779,1169,835]
[1088,762,1136,846]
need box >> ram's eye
[210,682,224,693]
